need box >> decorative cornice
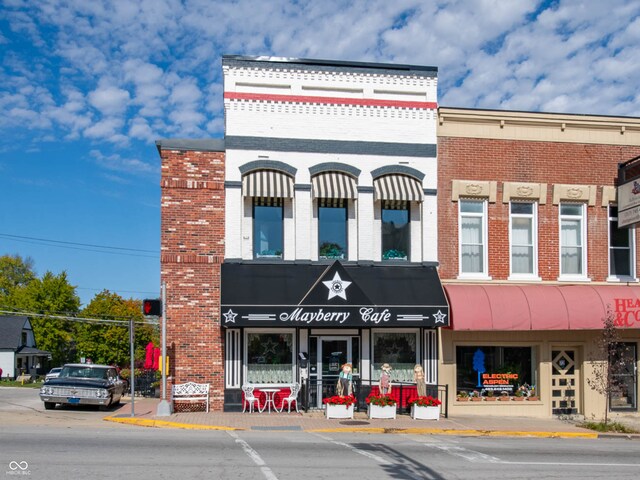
[238,160,297,176]
[552,184,597,206]
[502,182,547,205]
[371,165,426,182]
[309,162,361,178]
[601,185,617,206]
[452,180,498,202]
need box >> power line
[0,233,159,258]
[0,309,158,326]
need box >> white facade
[223,57,439,263]
[0,351,13,378]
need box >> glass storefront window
[254,202,283,259]
[382,205,409,261]
[319,204,347,259]
[372,332,417,382]
[456,346,535,396]
[246,333,293,383]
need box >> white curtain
[561,219,582,274]
[461,216,482,273]
[246,364,293,384]
[512,217,533,273]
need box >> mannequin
[336,362,353,396]
[379,363,392,395]
[414,364,426,397]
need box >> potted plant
[457,391,469,402]
[498,391,511,401]
[409,395,441,420]
[513,389,525,401]
[366,393,397,419]
[323,395,355,419]
[484,390,497,402]
[470,390,482,402]
[527,386,539,401]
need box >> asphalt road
[2,387,640,479]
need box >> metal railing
[301,378,448,418]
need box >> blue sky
[1,0,640,306]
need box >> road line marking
[311,432,392,465]
[503,461,640,467]
[227,431,279,480]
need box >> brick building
[438,107,640,418]
[159,56,449,412]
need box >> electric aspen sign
[482,373,518,392]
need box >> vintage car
[45,367,62,381]
[40,363,125,410]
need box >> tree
[0,254,36,301]
[586,307,632,425]
[11,271,81,365]
[77,290,158,366]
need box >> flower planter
[498,396,511,402]
[411,405,440,420]
[527,396,540,401]
[368,404,397,419]
[325,403,354,419]
[513,396,525,401]
[484,396,497,402]
[470,397,482,402]
[457,396,469,402]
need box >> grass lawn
[0,380,43,388]
[579,420,638,433]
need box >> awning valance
[221,261,449,328]
[242,170,294,198]
[445,284,640,331]
[312,172,357,199]
[374,175,423,202]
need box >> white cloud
[88,84,131,116]
[90,149,157,176]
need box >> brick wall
[159,148,225,411]
[438,137,640,281]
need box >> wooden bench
[172,382,210,412]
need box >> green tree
[0,254,36,302]
[11,271,81,365]
[77,290,158,367]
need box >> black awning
[221,261,449,328]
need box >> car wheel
[99,397,113,411]
[44,402,55,410]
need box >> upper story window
[608,205,635,280]
[459,199,488,277]
[319,200,347,260]
[510,202,538,278]
[559,202,587,279]
[382,202,409,261]
[312,171,357,261]
[254,199,283,259]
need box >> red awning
[444,284,640,331]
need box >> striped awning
[312,172,357,199]
[243,170,294,198]
[374,175,423,202]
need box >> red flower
[323,395,355,406]
[409,395,442,407]
[366,393,397,406]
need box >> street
[2,387,640,479]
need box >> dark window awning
[374,175,423,202]
[445,284,640,331]
[243,170,294,198]
[221,261,449,328]
[312,172,357,199]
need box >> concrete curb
[103,416,598,438]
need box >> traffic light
[142,299,162,316]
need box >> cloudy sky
[1,0,639,306]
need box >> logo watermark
[6,461,30,476]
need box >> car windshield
[59,366,109,379]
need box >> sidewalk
[103,397,635,439]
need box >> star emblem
[223,309,237,324]
[433,310,447,324]
[261,338,278,356]
[322,272,352,300]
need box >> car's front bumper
[40,394,111,406]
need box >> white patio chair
[242,384,262,413]
[277,383,300,413]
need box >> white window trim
[607,205,638,283]
[457,198,491,280]
[558,202,589,282]
[508,201,541,281]
[243,328,296,386]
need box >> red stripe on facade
[224,92,437,110]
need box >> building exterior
[159,56,449,412]
[0,315,50,379]
[438,107,640,418]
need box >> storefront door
[610,343,637,411]
[309,336,353,408]
[551,347,580,415]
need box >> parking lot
[0,386,128,428]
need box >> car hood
[45,378,111,388]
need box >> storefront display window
[456,346,535,395]
[382,204,409,261]
[372,332,417,382]
[246,332,293,383]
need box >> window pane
[247,333,293,384]
[610,221,630,248]
[460,200,484,213]
[254,205,283,258]
[456,346,534,396]
[372,332,416,383]
[561,204,582,216]
[611,249,632,276]
[382,208,409,260]
[561,246,582,274]
[511,202,533,214]
[512,246,533,273]
[512,217,532,244]
[561,219,581,246]
[319,206,347,259]
[461,217,482,243]
[461,245,483,273]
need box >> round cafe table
[259,388,280,414]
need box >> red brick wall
[159,149,225,411]
[438,137,640,281]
